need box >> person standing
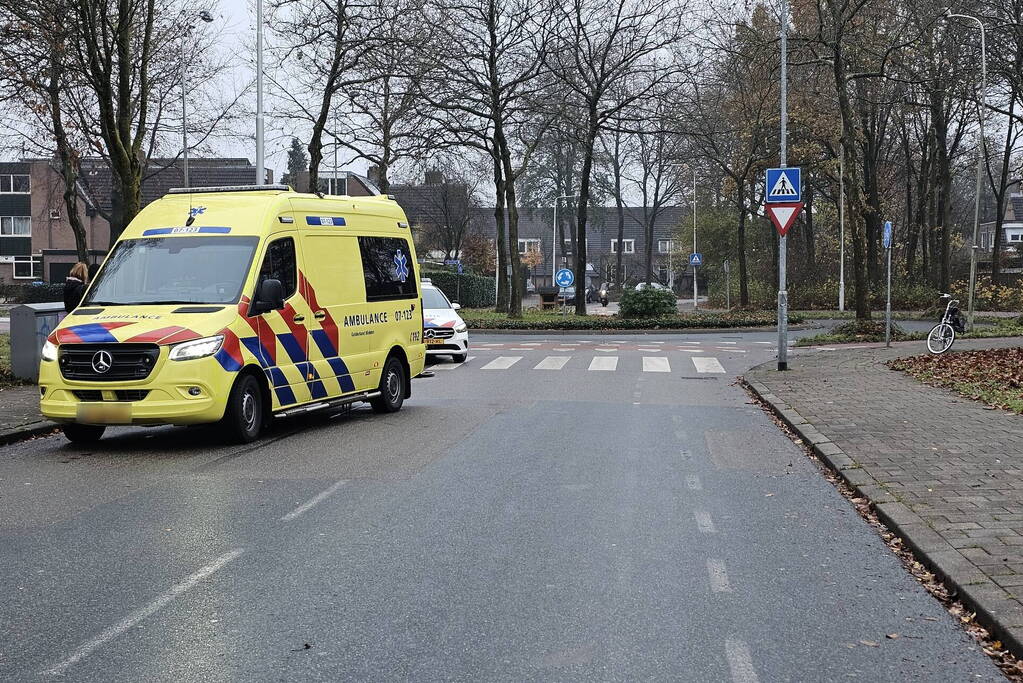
[63,262,89,313]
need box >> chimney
[425,170,445,185]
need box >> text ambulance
[39,185,427,443]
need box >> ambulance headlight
[169,335,224,361]
[454,323,467,334]
[41,340,58,362]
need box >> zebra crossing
[434,353,730,374]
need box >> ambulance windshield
[84,236,260,306]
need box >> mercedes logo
[91,350,113,374]
[423,329,437,339]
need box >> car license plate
[77,402,132,425]
[425,338,444,345]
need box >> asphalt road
[0,331,1003,681]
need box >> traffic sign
[766,167,801,203]
[555,268,574,288]
[689,253,703,266]
[882,221,892,249]
[765,202,804,237]
[457,263,464,275]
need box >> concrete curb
[743,370,1023,658]
[470,324,815,336]
[0,420,57,446]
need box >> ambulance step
[273,391,381,418]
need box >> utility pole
[552,195,579,287]
[838,134,845,312]
[179,9,213,188]
[692,167,698,310]
[777,0,789,371]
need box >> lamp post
[946,11,987,332]
[552,195,579,286]
[179,9,214,188]
[255,0,265,185]
[692,167,698,310]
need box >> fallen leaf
[859,640,880,647]
[886,633,900,639]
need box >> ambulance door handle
[313,311,327,320]
[292,314,306,324]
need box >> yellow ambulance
[39,185,427,443]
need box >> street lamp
[946,10,987,331]
[255,0,265,185]
[552,195,579,286]
[179,9,214,188]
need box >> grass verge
[462,309,803,330]
[889,347,1023,414]
[0,334,21,388]
[796,319,1023,347]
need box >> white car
[634,281,670,292]
[422,282,469,362]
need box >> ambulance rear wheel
[371,356,406,413]
[224,374,264,443]
[62,423,105,443]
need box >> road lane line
[588,356,618,371]
[481,356,521,370]
[534,356,570,370]
[686,474,702,490]
[725,638,760,683]
[642,357,671,373]
[695,510,717,533]
[432,356,475,370]
[281,479,349,521]
[707,559,733,593]
[45,549,245,676]
[693,357,726,374]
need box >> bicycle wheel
[927,323,955,354]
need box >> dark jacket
[63,277,85,313]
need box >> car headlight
[41,340,57,362]
[169,335,224,361]
[454,323,467,333]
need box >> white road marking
[719,341,737,344]
[588,356,618,371]
[717,348,747,353]
[686,474,702,490]
[281,479,349,521]
[45,549,245,675]
[595,347,617,352]
[432,356,475,370]
[707,559,733,593]
[642,357,671,373]
[693,357,726,374]
[481,356,521,370]
[752,341,771,345]
[509,347,533,351]
[534,356,570,370]
[725,638,760,683]
[695,510,717,533]
[553,347,574,352]
[520,342,542,346]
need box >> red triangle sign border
[766,202,804,237]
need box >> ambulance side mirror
[251,278,285,315]
[451,302,461,310]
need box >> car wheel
[62,423,105,443]
[223,374,264,443]
[370,356,406,413]
[451,352,468,363]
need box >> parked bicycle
[927,294,966,354]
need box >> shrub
[0,282,64,304]
[619,287,678,318]
[423,271,495,309]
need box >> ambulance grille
[423,328,455,339]
[58,344,160,382]
[72,390,150,402]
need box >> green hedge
[619,287,678,318]
[423,271,495,309]
[0,282,64,304]
[461,310,802,330]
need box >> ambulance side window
[358,236,417,301]
[258,237,297,299]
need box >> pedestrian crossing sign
[766,167,801,203]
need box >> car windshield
[84,236,259,306]
[422,287,451,309]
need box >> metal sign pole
[777,0,789,371]
[725,259,731,310]
[693,168,698,310]
[885,242,892,347]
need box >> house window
[317,176,347,196]
[49,208,61,220]
[658,239,676,254]
[610,239,635,254]
[518,238,541,254]
[0,216,31,236]
[657,265,669,282]
[1010,234,1023,242]
[12,255,41,279]
[0,174,30,193]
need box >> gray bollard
[11,303,66,381]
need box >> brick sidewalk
[747,337,1023,654]
[0,384,54,444]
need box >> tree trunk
[574,110,599,316]
[493,159,509,313]
[802,180,815,275]
[498,132,523,319]
[737,185,749,307]
[47,55,88,263]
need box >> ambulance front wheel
[371,356,406,414]
[224,373,264,443]
[62,423,106,443]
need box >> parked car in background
[422,280,469,363]
[634,281,671,292]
